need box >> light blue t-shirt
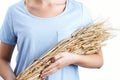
[0,0,92,79]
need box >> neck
[26,0,66,5]
[33,0,52,4]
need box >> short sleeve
[0,8,17,45]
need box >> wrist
[69,53,81,65]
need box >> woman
[0,0,103,80]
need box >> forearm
[75,54,103,68]
[74,50,103,68]
[0,59,16,80]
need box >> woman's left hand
[40,52,78,78]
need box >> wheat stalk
[16,21,111,80]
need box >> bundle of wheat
[16,21,111,80]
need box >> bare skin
[0,42,16,80]
[41,51,103,78]
[25,0,66,18]
[0,0,103,79]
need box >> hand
[40,52,78,78]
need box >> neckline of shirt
[22,0,69,20]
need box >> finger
[41,54,62,74]
[50,53,62,63]
[41,67,58,78]
[54,53,63,61]
[42,60,60,74]
[41,77,46,80]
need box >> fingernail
[42,77,46,80]
[51,57,55,63]
[41,75,45,79]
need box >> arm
[75,50,103,68]
[40,50,103,78]
[0,42,16,80]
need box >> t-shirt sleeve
[0,8,17,45]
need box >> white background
[0,0,120,80]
